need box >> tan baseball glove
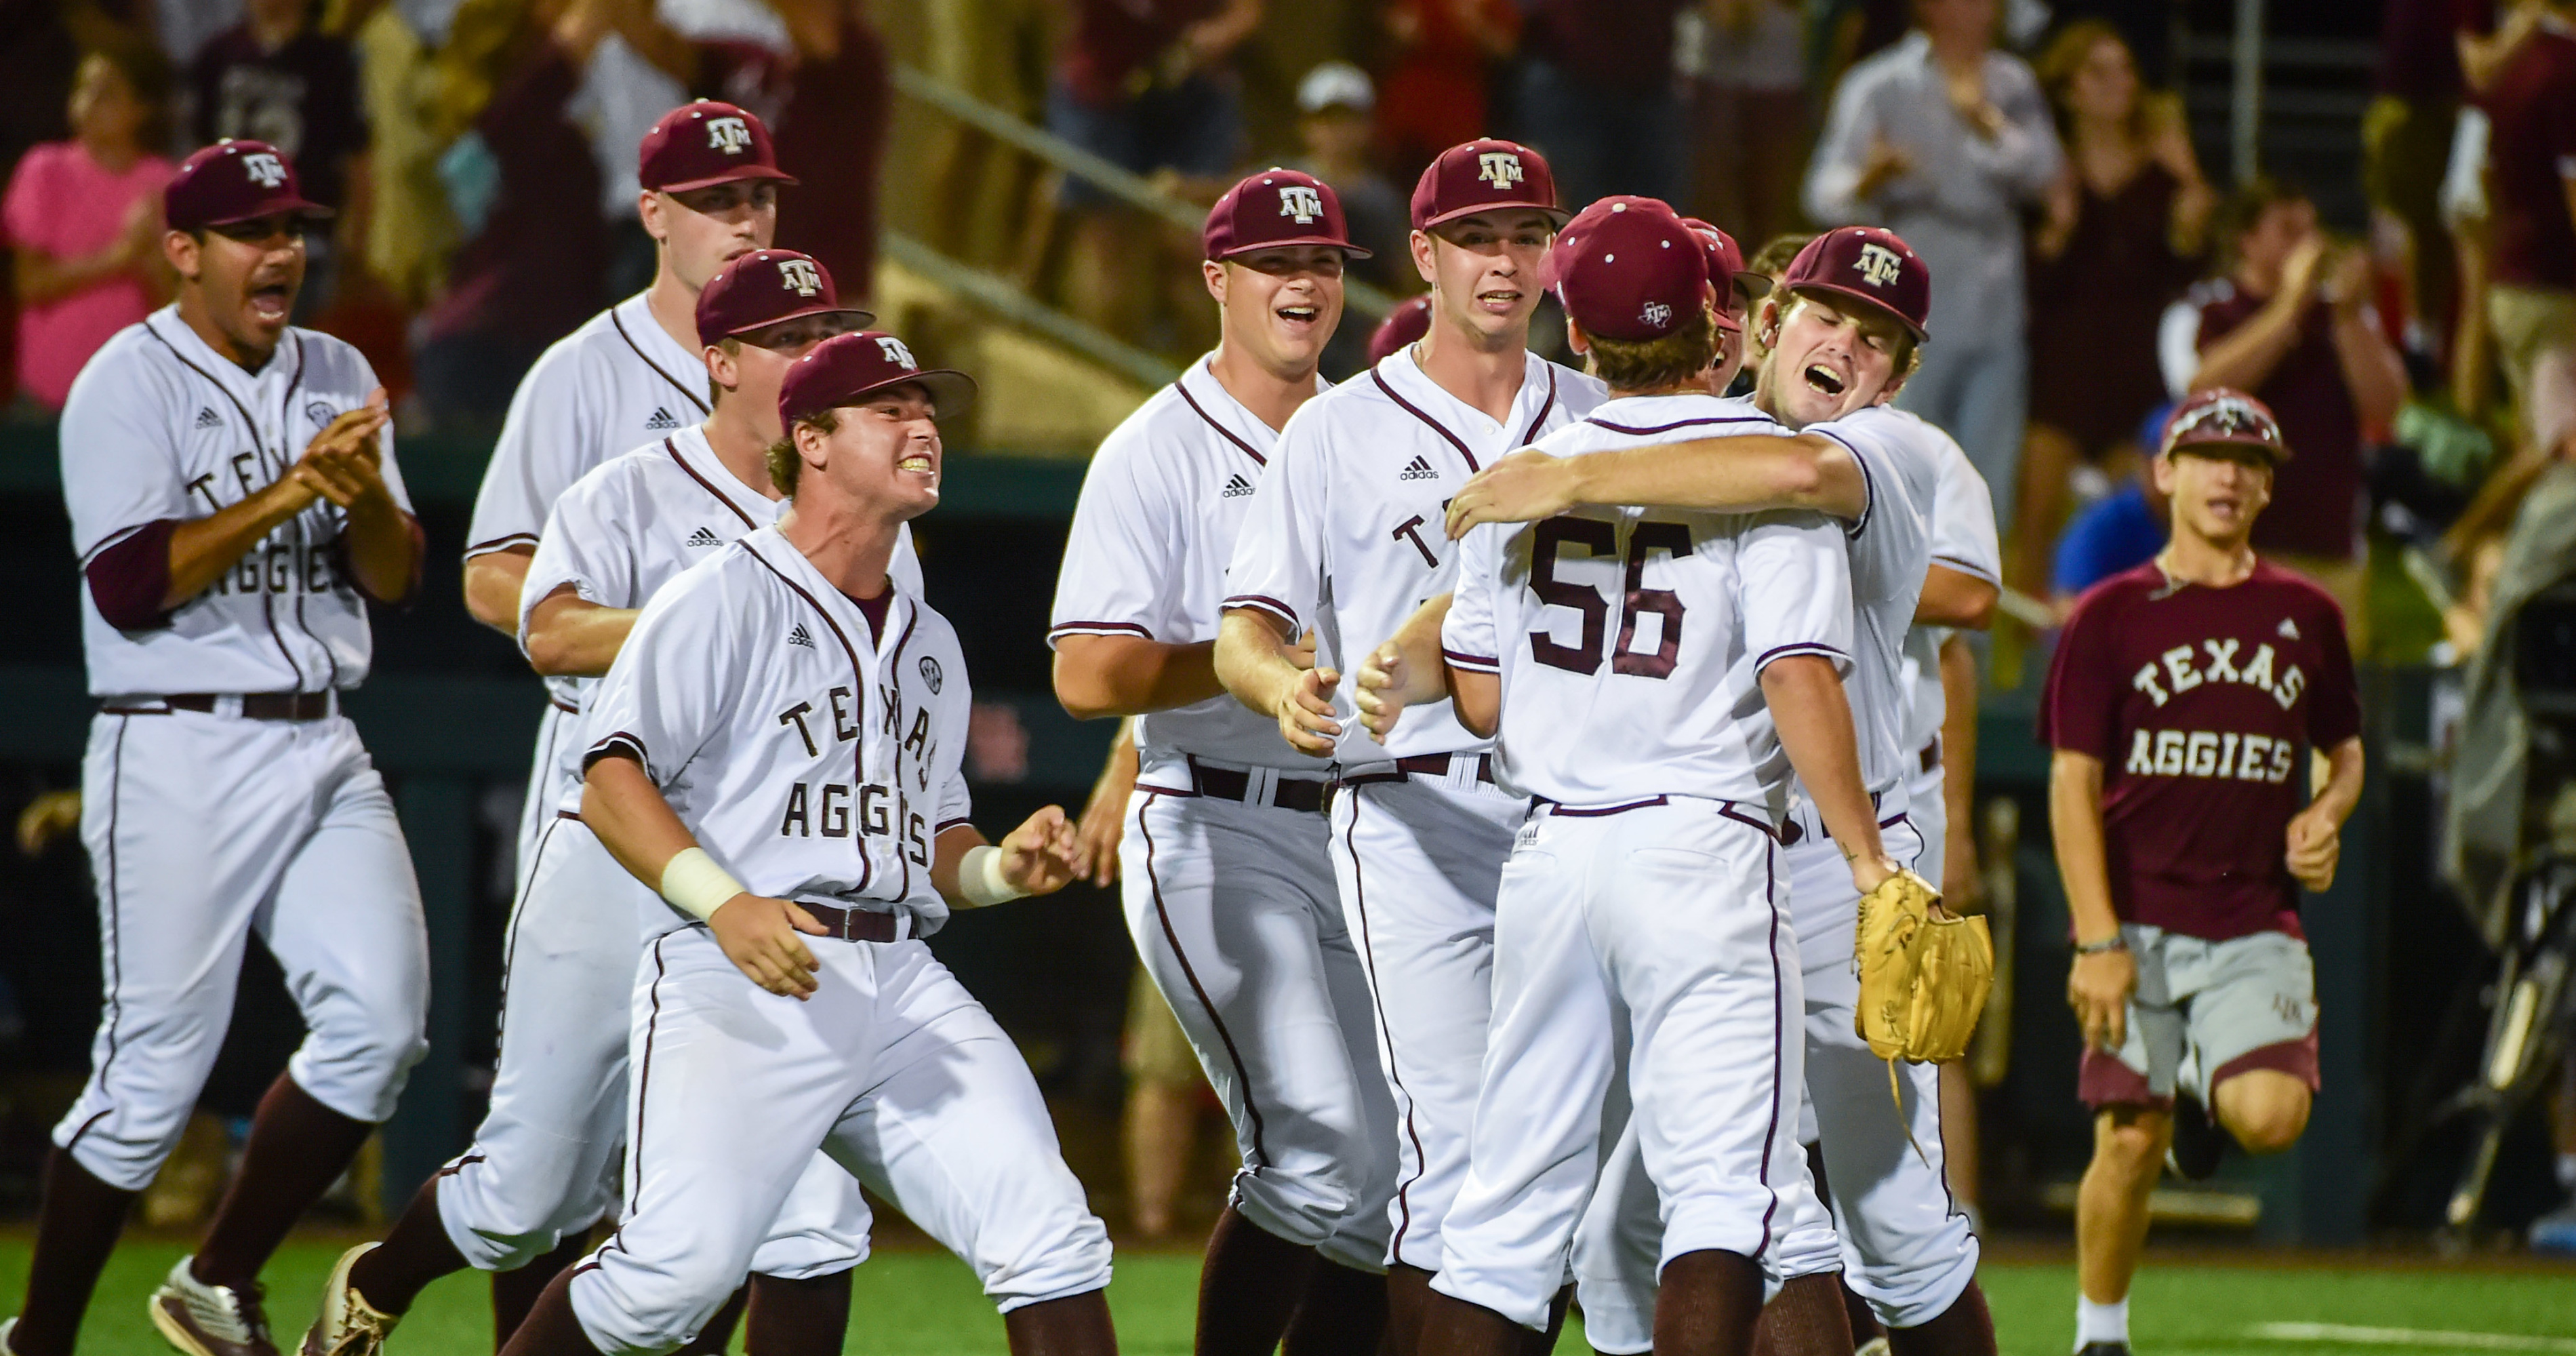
[1854,868,1995,1064]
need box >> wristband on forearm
[958,843,1026,908]
[2074,933,2129,955]
[660,847,746,922]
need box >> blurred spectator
[2017,20,2210,595]
[2047,0,2174,85]
[2364,0,2491,360]
[2479,0,2576,458]
[144,0,246,71]
[1287,62,1407,281]
[1683,0,1807,251]
[1374,0,1518,184]
[697,0,892,304]
[1510,0,1687,209]
[1045,0,1260,340]
[3,31,174,412]
[412,2,613,433]
[189,0,369,318]
[1807,0,2061,537]
[2173,180,2408,635]
[2050,403,2175,613]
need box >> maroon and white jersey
[1442,393,1853,811]
[2038,559,2361,940]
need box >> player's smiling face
[649,180,780,292]
[1415,210,1554,343]
[1209,245,1347,374]
[802,386,944,519]
[1754,292,1908,430]
[169,213,306,362]
[2154,444,2273,549]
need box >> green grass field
[5,1237,2572,1355]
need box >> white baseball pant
[1906,755,1948,892]
[1327,758,1518,1272]
[56,709,428,1191]
[1123,784,1395,1270]
[1435,797,1811,1330]
[435,813,870,1278]
[569,928,1112,1354]
[512,701,574,894]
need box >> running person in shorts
[2044,389,2362,1356]
[494,332,1116,1355]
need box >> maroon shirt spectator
[188,0,366,210]
[2379,0,2491,103]
[1056,0,1221,108]
[2040,558,2362,940]
[1523,0,1682,87]
[2482,12,2576,292]
[700,7,889,305]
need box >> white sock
[2076,1296,2130,1350]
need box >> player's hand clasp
[1353,642,1409,741]
[709,894,825,1000]
[1275,666,1342,757]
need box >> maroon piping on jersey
[62,718,131,1159]
[1220,594,1297,633]
[740,539,881,900]
[1582,414,1772,437]
[1138,791,1272,1167]
[1174,367,1267,466]
[1340,785,1433,1265]
[611,308,712,416]
[578,932,673,1281]
[1752,837,1783,1259]
[664,437,760,529]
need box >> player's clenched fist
[2285,804,2340,893]
[1272,665,1342,756]
[1353,641,1412,740]
[1445,447,1577,539]
[994,805,1083,897]
[2066,945,2136,1052]
[709,893,826,999]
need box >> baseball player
[1049,168,1394,1355]
[462,100,829,892]
[1436,227,2000,1356]
[491,331,1116,1355]
[1350,196,1899,1356]
[300,252,900,1356]
[1211,139,1603,1349]
[3,142,428,1356]
[2045,391,2361,1356]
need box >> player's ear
[1564,317,1592,357]
[1203,259,1227,306]
[162,228,198,279]
[637,190,665,244]
[1409,229,1437,289]
[2150,450,2178,497]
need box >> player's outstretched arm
[2049,749,2134,1050]
[933,810,1082,908]
[1213,609,1341,756]
[582,753,826,999]
[1443,437,1866,540]
[1051,633,1226,721]
[1915,563,1999,630]
[2286,734,2364,893]
[1353,594,1455,742]
[523,584,643,677]
[1761,655,1897,895]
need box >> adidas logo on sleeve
[645,407,682,431]
[787,622,816,649]
[194,407,222,428]
[1398,455,1438,481]
[685,527,723,548]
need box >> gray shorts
[2078,923,2320,1109]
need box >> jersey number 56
[1528,518,1689,680]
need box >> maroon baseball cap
[1678,218,1747,332]
[1540,197,1709,344]
[163,140,331,233]
[1205,168,1370,260]
[779,331,975,427]
[2159,388,2291,462]
[1779,226,1930,340]
[1366,294,1433,365]
[639,101,797,193]
[1410,139,1565,232]
[696,250,873,348]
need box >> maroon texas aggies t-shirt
[2038,559,2362,941]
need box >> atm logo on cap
[1641,301,1672,329]
[1855,243,1904,287]
[1478,152,1523,187]
[1279,186,1323,224]
[779,258,822,296]
[706,116,752,153]
[241,151,287,188]
[876,336,919,370]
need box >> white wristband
[958,843,1025,909]
[660,847,747,923]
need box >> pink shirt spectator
[3,141,172,408]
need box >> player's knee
[2215,1073,2309,1155]
[2090,1106,2169,1180]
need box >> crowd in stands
[4,0,2574,669]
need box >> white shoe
[147,1256,277,1356]
[1,1315,20,1356]
[300,1245,400,1356]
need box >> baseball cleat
[1,1316,19,1356]
[300,1244,400,1355]
[148,1256,278,1356]
[2165,1090,2225,1180]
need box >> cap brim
[1417,201,1573,232]
[1211,237,1373,262]
[651,165,801,193]
[1787,281,1927,341]
[1731,273,1774,301]
[712,303,877,345]
[197,197,335,229]
[2165,435,2289,462]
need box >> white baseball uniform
[1222,345,1603,1275]
[466,292,716,895]
[427,427,910,1279]
[1049,356,1396,1269]
[54,311,429,1192]
[1897,435,2001,890]
[566,527,1110,1352]
[1434,391,1846,1330]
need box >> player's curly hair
[767,408,839,495]
[1584,304,1718,393]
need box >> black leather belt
[1342,752,1496,787]
[1186,755,1329,813]
[108,692,334,720]
[1920,737,1941,774]
[798,902,901,943]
